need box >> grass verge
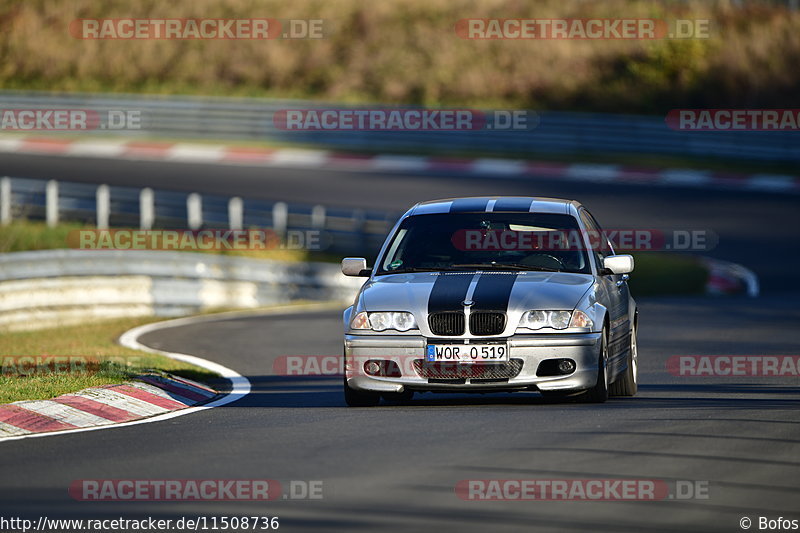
[0,220,344,262]
[0,316,218,405]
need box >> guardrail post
[96,184,110,229]
[311,204,326,229]
[187,193,203,230]
[228,197,243,230]
[0,177,10,226]
[272,202,288,238]
[46,180,59,227]
[140,188,154,230]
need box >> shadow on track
[217,378,800,410]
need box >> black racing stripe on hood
[427,273,474,313]
[471,272,518,312]
[448,198,491,213]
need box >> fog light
[365,361,382,376]
[557,359,576,374]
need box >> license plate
[425,344,508,363]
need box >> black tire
[578,326,610,403]
[609,322,638,397]
[343,376,381,407]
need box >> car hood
[360,271,595,315]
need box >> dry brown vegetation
[0,0,798,112]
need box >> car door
[579,209,631,377]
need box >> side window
[579,210,611,270]
[381,228,408,271]
[588,212,614,257]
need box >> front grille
[469,311,506,336]
[428,312,465,336]
[413,358,524,380]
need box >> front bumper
[344,332,601,393]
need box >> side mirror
[342,257,371,277]
[602,255,634,275]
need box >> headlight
[391,312,417,331]
[518,310,592,330]
[568,309,593,329]
[350,311,417,332]
[369,312,393,331]
[524,310,548,329]
[350,311,371,329]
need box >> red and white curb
[0,135,797,194]
[0,303,343,443]
[0,375,217,438]
[703,257,760,297]
[0,312,254,443]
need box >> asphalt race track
[1,154,799,532]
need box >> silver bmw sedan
[342,197,638,406]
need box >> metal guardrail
[0,91,798,162]
[0,249,363,331]
[0,176,398,257]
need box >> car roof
[406,197,582,216]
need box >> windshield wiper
[383,267,452,274]
[450,263,561,272]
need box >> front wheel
[578,326,609,403]
[343,377,381,407]
[610,322,638,397]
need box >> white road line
[268,149,329,166]
[166,144,226,162]
[370,155,430,171]
[746,175,796,191]
[659,169,711,185]
[564,164,621,181]
[471,159,526,176]
[66,140,127,158]
[0,137,26,152]
[0,302,343,443]
[12,400,115,428]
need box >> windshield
[377,212,591,275]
